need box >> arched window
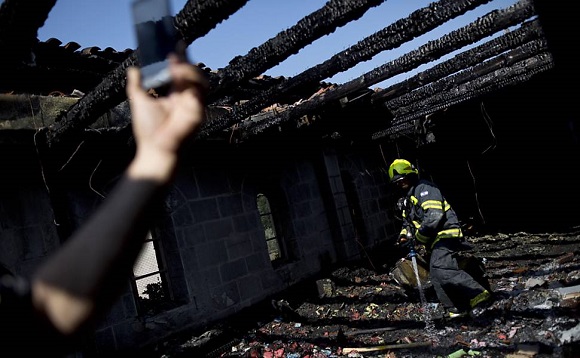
[257,193,282,262]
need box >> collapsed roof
[0,0,572,148]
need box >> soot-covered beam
[207,0,385,102]
[387,38,548,114]
[45,0,249,147]
[199,0,494,139]
[371,19,544,104]
[374,52,554,140]
[236,0,535,140]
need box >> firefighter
[388,159,492,318]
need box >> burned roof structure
[0,0,572,148]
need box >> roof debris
[155,230,580,358]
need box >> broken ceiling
[0,0,570,149]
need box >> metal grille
[133,232,164,298]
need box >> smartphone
[131,0,180,91]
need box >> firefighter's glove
[398,236,414,249]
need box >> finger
[126,67,145,99]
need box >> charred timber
[0,0,56,65]
[326,0,536,107]
[387,38,548,114]
[391,51,553,120]
[373,52,554,140]
[175,0,249,45]
[207,0,384,101]
[44,53,138,147]
[45,0,248,147]
[235,0,535,141]
[371,19,544,104]
[199,0,495,139]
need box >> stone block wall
[89,145,397,353]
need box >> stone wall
[82,144,397,354]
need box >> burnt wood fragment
[387,38,549,115]
[207,0,385,101]
[371,19,544,104]
[392,52,554,122]
[175,0,249,45]
[199,0,495,139]
[234,0,536,141]
[374,52,554,140]
[45,0,249,147]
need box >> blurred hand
[126,54,208,181]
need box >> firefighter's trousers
[429,239,488,312]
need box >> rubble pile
[158,231,580,358]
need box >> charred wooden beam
[175,0,249,45]
[371,19,544,104]
[44,0,249,147]
[387,38,548,115]
[43,54,138,147]
[234,0,535,141]
[0,0,56,65]
[373,52,554,140]
[207,0,385,101]
[199,0,495,139]
[390,49,553,120]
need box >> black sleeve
[35,177,165,301]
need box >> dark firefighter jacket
[399,179,463,249]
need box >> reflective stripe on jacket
[399,179,462,249]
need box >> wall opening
[133,231,171,316]
[257,193,283,262]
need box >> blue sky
[36,0,519,88]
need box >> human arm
[414,182,446,244]
[30,55,207,336]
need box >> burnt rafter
[371,19,544,104]
[235,0,535,141]
[175,0,249,44]
[44,0,249,147]
[43,53,139,146]
[199,0,495,139]
[387,38,548,114]
[374,52,554,140]
[396,52,555,120]
[207,0,385,101]
[0,0,57,64]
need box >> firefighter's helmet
[388,159,418,183]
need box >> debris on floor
[157,231,580,358]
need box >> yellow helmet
[388,159,418,183]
